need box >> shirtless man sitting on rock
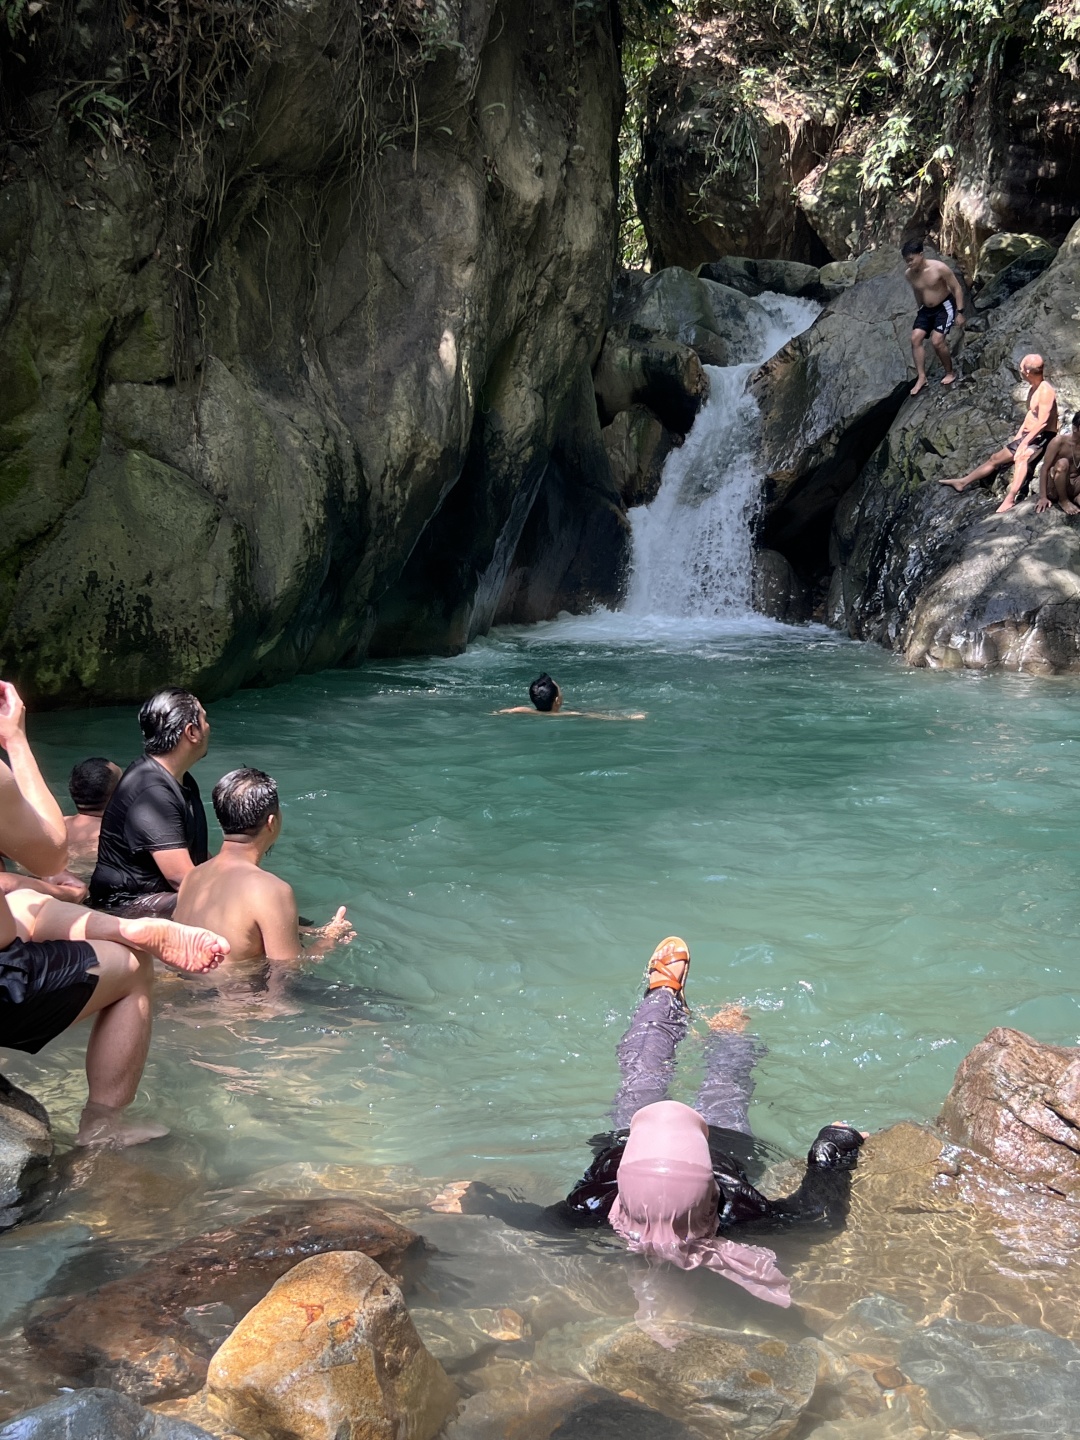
[902,238,966,395]
[0,681,229,1146]
[939,355,1059,513]
[1035,415,1080,516]
[174,767,354,965]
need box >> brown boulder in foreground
[939,1026,1080,1193]
[204,1251,457,1440]
[25,1199,425,1402]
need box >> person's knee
[89,942,153,997]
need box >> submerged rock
[939,1027,1080,1192]
[445,1377,699,1440]
[535,1319,819,1439]
[0,1387,215,1439]
[25,1200,424,1402]
[203,1251,457,1440]
[0,1075,53,1232]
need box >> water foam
[624,292,821,619]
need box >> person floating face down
[433,937,864,1312]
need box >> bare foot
[1061,499,1080,516]
[124,919,229,973]
[706,1004,749,1033]
[938,477,970,491]
[430,1180,473,1213]
[76,1102,170,1148]
[909,376,928,396]
[941,373,957,386]
[995,495,1018,513]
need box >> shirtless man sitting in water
[902,239,966,395]
[1035,415,1080,516]
[939,355,1058,512]
[497,673,645,720]
[0,681,229,1146]
[65,757,122,874]
[174,767,354,965]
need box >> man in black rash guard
[434,937,864,1306]
[90,689,211,918]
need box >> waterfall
[623,294,821,619]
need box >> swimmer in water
[65,756,122,875]
[174,767,354,966]
[432,936,864,1309]
[496,673,645,720]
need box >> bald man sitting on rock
[939,354,1058,512]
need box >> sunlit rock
[939,1027,1080,1192]
[25,1200,425,1402]
[410,1306,529,1370]
[203,1251,457,1440]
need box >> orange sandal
[645,936,690,1010]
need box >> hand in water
[319,907,355,945]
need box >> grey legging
[610,989,763,1133]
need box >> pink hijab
[607,1100,791,1307]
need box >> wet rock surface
[828,220,1080,672]
[24,1200,424,1402]
[203,1251,457,1440]
[939,1027,1080,1193]
[0,1387,215,1440]
[535,1319,819,1439]
[446,1376,700,1440]
[0,1076,52,1232]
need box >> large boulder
[0,1075,52,1232]
[828,220,1080,671]
[697,257,825,301]
[0,1388,214,1440]
[25,1200,424,1402]
[203,1251,457,1440]
[601,406,678,510]
[939,1027,1080,1192]
[593,333,708,436]
[0,0,621,704]
[750,248,917,573]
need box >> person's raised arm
[758,1124,865,1230]
[0,682,68,877]
[152,847,196,892]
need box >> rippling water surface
[5,612,1080,1421]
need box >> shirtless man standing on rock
[0,681,229,1146]
[902,238,966,395]
[939,355,1058,513]
[1035,415,1080,515]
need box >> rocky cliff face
[0,0,622,705]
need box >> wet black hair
[529,673,559,712]
[213,767,279,835]
[1072,412,1080,430]
[900,238,924,259]
[68,757,118,814]
[139,688,204,756]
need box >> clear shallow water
[7,611,1080,1189]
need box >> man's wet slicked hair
[529,673,559,712]
[213,768,279,835]
[69,757,118,813]
[900,238,924,259]
[139,688,203,756]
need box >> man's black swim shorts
[1006,428,1057,463]
[0,937,97,1054]
[913,298,955,335]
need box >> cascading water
[624,293,821,618]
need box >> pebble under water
[4,610,1080,1425]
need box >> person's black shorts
[1006,428,1056,463]
[913,298,955,335]
[0,937,98,1055]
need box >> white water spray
[624,293,820,619]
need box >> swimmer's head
[213,767,280,837]
[1019,353,1045,377]
[69,757,121,815]
[529,673,561,712]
